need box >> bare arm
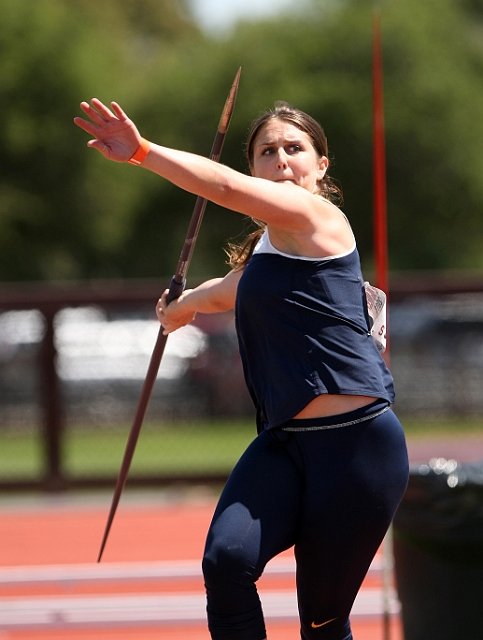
[156,269,242,335]
[74,99,338,236]
[142,143,325,233]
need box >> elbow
[210,297,235,313]
[209,173,243,209]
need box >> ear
[316,156,329,182]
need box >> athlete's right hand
[74,98,142,163]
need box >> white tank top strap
[253,229,356,262]
[253,198,356,261]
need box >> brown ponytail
[225,224,265,270]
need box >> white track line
[0,556,382,586]
[0,588,399,628]
[0,556,393,630]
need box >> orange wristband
[127,138,150,165]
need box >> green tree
[116,0,483,277]
[3,0,483,282]
[0,0,201,281]
[215,0,483,272]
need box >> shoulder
[267,199,355,259]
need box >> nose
[276,148,288,170]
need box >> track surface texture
[1,432,482,640]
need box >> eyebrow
[256,137,305,148]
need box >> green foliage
[1,417,481,482]
[2,0,483,281]
[0,421,256,479]
[64,421,256,476]
[378,0,483,269]
[0,0,202,281]
[216,0,483,272]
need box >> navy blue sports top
[235,228,395,431]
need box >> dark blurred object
[393,457,483,640]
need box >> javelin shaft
[168,71,241,299]
[97,68,241,562]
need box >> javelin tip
[219,67,242,134]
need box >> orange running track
[0,487,403,640]
[3,431,483,640]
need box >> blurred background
[1,0,483,490]
[2,2,483,639]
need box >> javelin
[97,67,242,562]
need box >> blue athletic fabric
[235,242,394,430]
[203,222,407,640]
[202,400,409,640]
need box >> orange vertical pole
[373,16,393,640]
[372,9,389,359]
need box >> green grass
[0,420,256,480]
[0,430,44,479]
[399,416,483,437]
[0,417,482,482]
[65,421,256,477]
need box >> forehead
[255,120,311,144]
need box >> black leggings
[202,401,409,640]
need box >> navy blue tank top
[235,233,395,430]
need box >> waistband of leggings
[279,398,390,432]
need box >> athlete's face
[250,120,328,194]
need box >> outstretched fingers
[110,101,130,121]
[74,97,141,162]
[78,100,106,125]
[87,98,118,122]
[87,99,131,125]
[73,115,99,138]
[75,99,129,131]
